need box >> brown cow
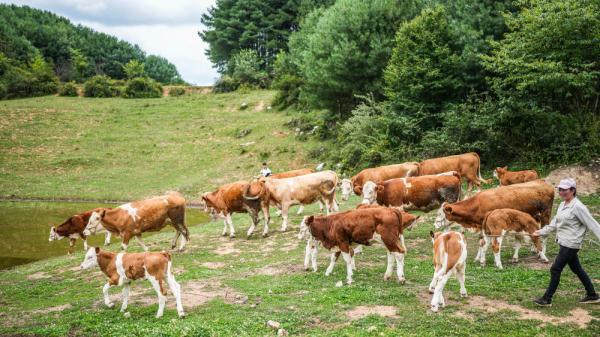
[49,208,112,253]
[361,172,461,211]
[480,208,548,269]
[434,179,554,261]
[417,152,488,192]
[245,170,339,232]
[83,192,189,251]
[428,231,467,312]
[80,247,184,318]
[201,181,269,238]
[299,207,408,285]
[270,168,314,179]
[349,162,419,197]
[493,166,539,186]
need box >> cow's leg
[393,251,405,284]
[104,232,111,246]
[147,274,167,318]
[135,235,149,252]
[310,242,318,272]
[261,204,270,237]
[431,273,451,312]
[339,244,353,285]
[400,234,407,252]
[170,231,181,250]
[353,245,363,254]
[512,234,523,263]
[325,251,339,276]
[318,200,324,212]
[280,203,290,232]
[474,237,483,262]
[383,251,394,281]
[323,199,331,216]
[332,197,339,212]
[226,214,235,238]
[176,225,188,252]
[222,218,228,236]
[532,236,549,263]
[428,267,441,294]
[166,265,185,317]
[304,239,313,271]
[121,232,132,251]
[296,205,304,215]
[68,238,75,255]
[103,282,115,308]
[246,210,258,238]
[82,236,88,251]
[456,263,467,297]
[480,236,490,267]
[120,283,130,313]
[492,235,503,269]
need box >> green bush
[0,53,58,99]
[59,82,79,96]
[83,75,118,97]
[213,75,239,93]
[123,77,162,98]
[228,49,269,88]
[169,87,186,97]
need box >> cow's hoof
[460,292,468,298]
[106,302,115,308]
[398,278,406,285]
[229,234,236,239]
[431,306,439,313]
[222,233,228,237]
[428,288,435,294]
[262,233,269,238]
[383,275,391,281]
[156,314,163,319]
[511,258,519,263]
[304,267,309,272]
[178,312,186,318]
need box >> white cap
[557,178,576,190]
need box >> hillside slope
[0,90,319,200]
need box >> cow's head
[298,215,312,240]
[80,247,100,269]
[494,166,507,179]
[434,203,453,229]
[430,230,442,243]
[402,213,421,231]
[83,210,106,236]
[361,181,379,205]
[340,179,352,201]
[48,226,61,241]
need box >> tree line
[201,0,599,169]
[0,4,184,99]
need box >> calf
[479,208,548,269]
[49,208,112,253]
[493,167,539,186]
[300,207,407,285]
[428,231,467,312]
[80,247,184,318]
[84,192,189,251]
[361,172,461,211]
[350,162,419,196]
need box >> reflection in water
[0,201,209,269]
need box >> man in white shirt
[260,162,272,177]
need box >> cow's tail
[242,183,261,200]
[472,153,489,184]
[390,207,404,231]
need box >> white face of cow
[340,179,352,201]
[80,247,99,269]
[361,181,378,205]
[298,216,310,240]
[493,170,498,179]
[434,205,450,229]
[83,211,103,236]
[48,226,62,241]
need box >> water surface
[0,201,208,269]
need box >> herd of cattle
[48,152,552,316]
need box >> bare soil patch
[545,164,599,195]
[27,271,51,280]
[346,305,398,320]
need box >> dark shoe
[534,297,552,307]
[579,294,600,304]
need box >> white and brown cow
[84,192,189,251]
[480,208,548,269]
[245,170,339,232]
[202,180,270,238]
[349,162,419,197]
[49,208,112,253]
[417,152,488,192]
[80,247,184,318]
[428,231,467,312]
[271,168,320,215]
[340,178,353,202]
[300,207,408,285]
[434,179,554,262]
[493,166,539,186]
[361,172,461,212]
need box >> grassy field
[0,90,319,200]
[0,91,599,336]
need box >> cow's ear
[502,166,507,170]
[94,246,100,254]
[376,185,384,193]
[429,231,435,239]
[444,205,453,214]
[355,186,362,195]
[307,215,314,225]
[100,209,106,218]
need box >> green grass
[0,90,318,200]
[0,91,599,336]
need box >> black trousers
[543,245,597,300]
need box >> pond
[0,201,209,270]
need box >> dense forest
[201,0,600,169]
[0,4,183,99]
